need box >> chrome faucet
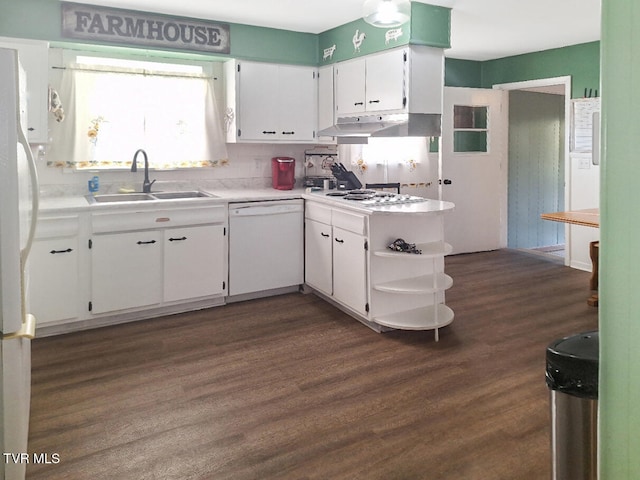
[131,149,156,193]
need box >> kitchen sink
[86,190,217,204]
[86,193,155,204]
[151,191,215,199]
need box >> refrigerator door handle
[3,313,36,340]
[16,119,39,265]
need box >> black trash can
[546,331,599,480]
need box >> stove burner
[347,189,377,195]
[324,189,428,207]
[344,193,375,200]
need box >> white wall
[338,137,440,198]
[568,152,600,271]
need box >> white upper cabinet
[225,60,318,142]
[334,45,444,118]
[335,49,405,117]
[335,58,366,115]
[364,49,406,112]
[317,65,335,132]
[0,37,49,143]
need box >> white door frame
[492,76,572,266]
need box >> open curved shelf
[373,273,453,294]
[374,241,452,258]
[373,304,454,331]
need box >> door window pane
[453,105,488,153]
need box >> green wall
[444,58,482,87]
[480,42,600,99]
[507,91,565,249]
[444,43,600,93]
[600,1,640,478]
[0,0,318,65]
[317,2,450,65]
[0,0,452,66]
[0,0,598,96]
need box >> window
[51,54,227,170]
[453,105,488,153]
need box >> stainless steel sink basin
[86,190,217,204]
[152,191,214,199]
[86,193,155,204]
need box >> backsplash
[34,143,314,197]
[338,137,439,198]
[34,139,440,198]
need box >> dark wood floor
[27,249,598,480]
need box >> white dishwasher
[228,199,304,297]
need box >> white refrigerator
[0,47,40,480]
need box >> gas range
[326,189,428,208]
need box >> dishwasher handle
[229,203,303,217]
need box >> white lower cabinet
[163,225,226,302]
[304,218,333,296]
[90,206,227,316]
[332,226,368,316]
[368,213,454,341]
[91,230,163,314]
[29,203,228,332]
[29,230,80,325]
[371,241,453,341]
[304,198,455,339]
[304,202,369,316]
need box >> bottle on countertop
[88,176,99,195]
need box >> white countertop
[38,187,454,216]
[38,188,306,214]
[302,190,455,215]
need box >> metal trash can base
[546,331,599,480]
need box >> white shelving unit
[372,241,454,341]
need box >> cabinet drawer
[305,201,332,224]
[92,205,226,233]
[332,209,367,236]
[35,215,79,239]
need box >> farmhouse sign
[61,2,230,54]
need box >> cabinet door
[335,58,366,116]
[317,65,334,133]
[278,65,317,141]
[332,227,368,316]
[91,231,162,314]
[304,219,333,295]
[365,49,406,112]
[0,38,49,143]
[237,62,280,141]
[163,225,225,302]
[28,236,79,324]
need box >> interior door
[441,87,508,254]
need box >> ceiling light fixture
[363,0,411,28]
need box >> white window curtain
[49,63,228,169]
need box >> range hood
[318,113,441,143]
